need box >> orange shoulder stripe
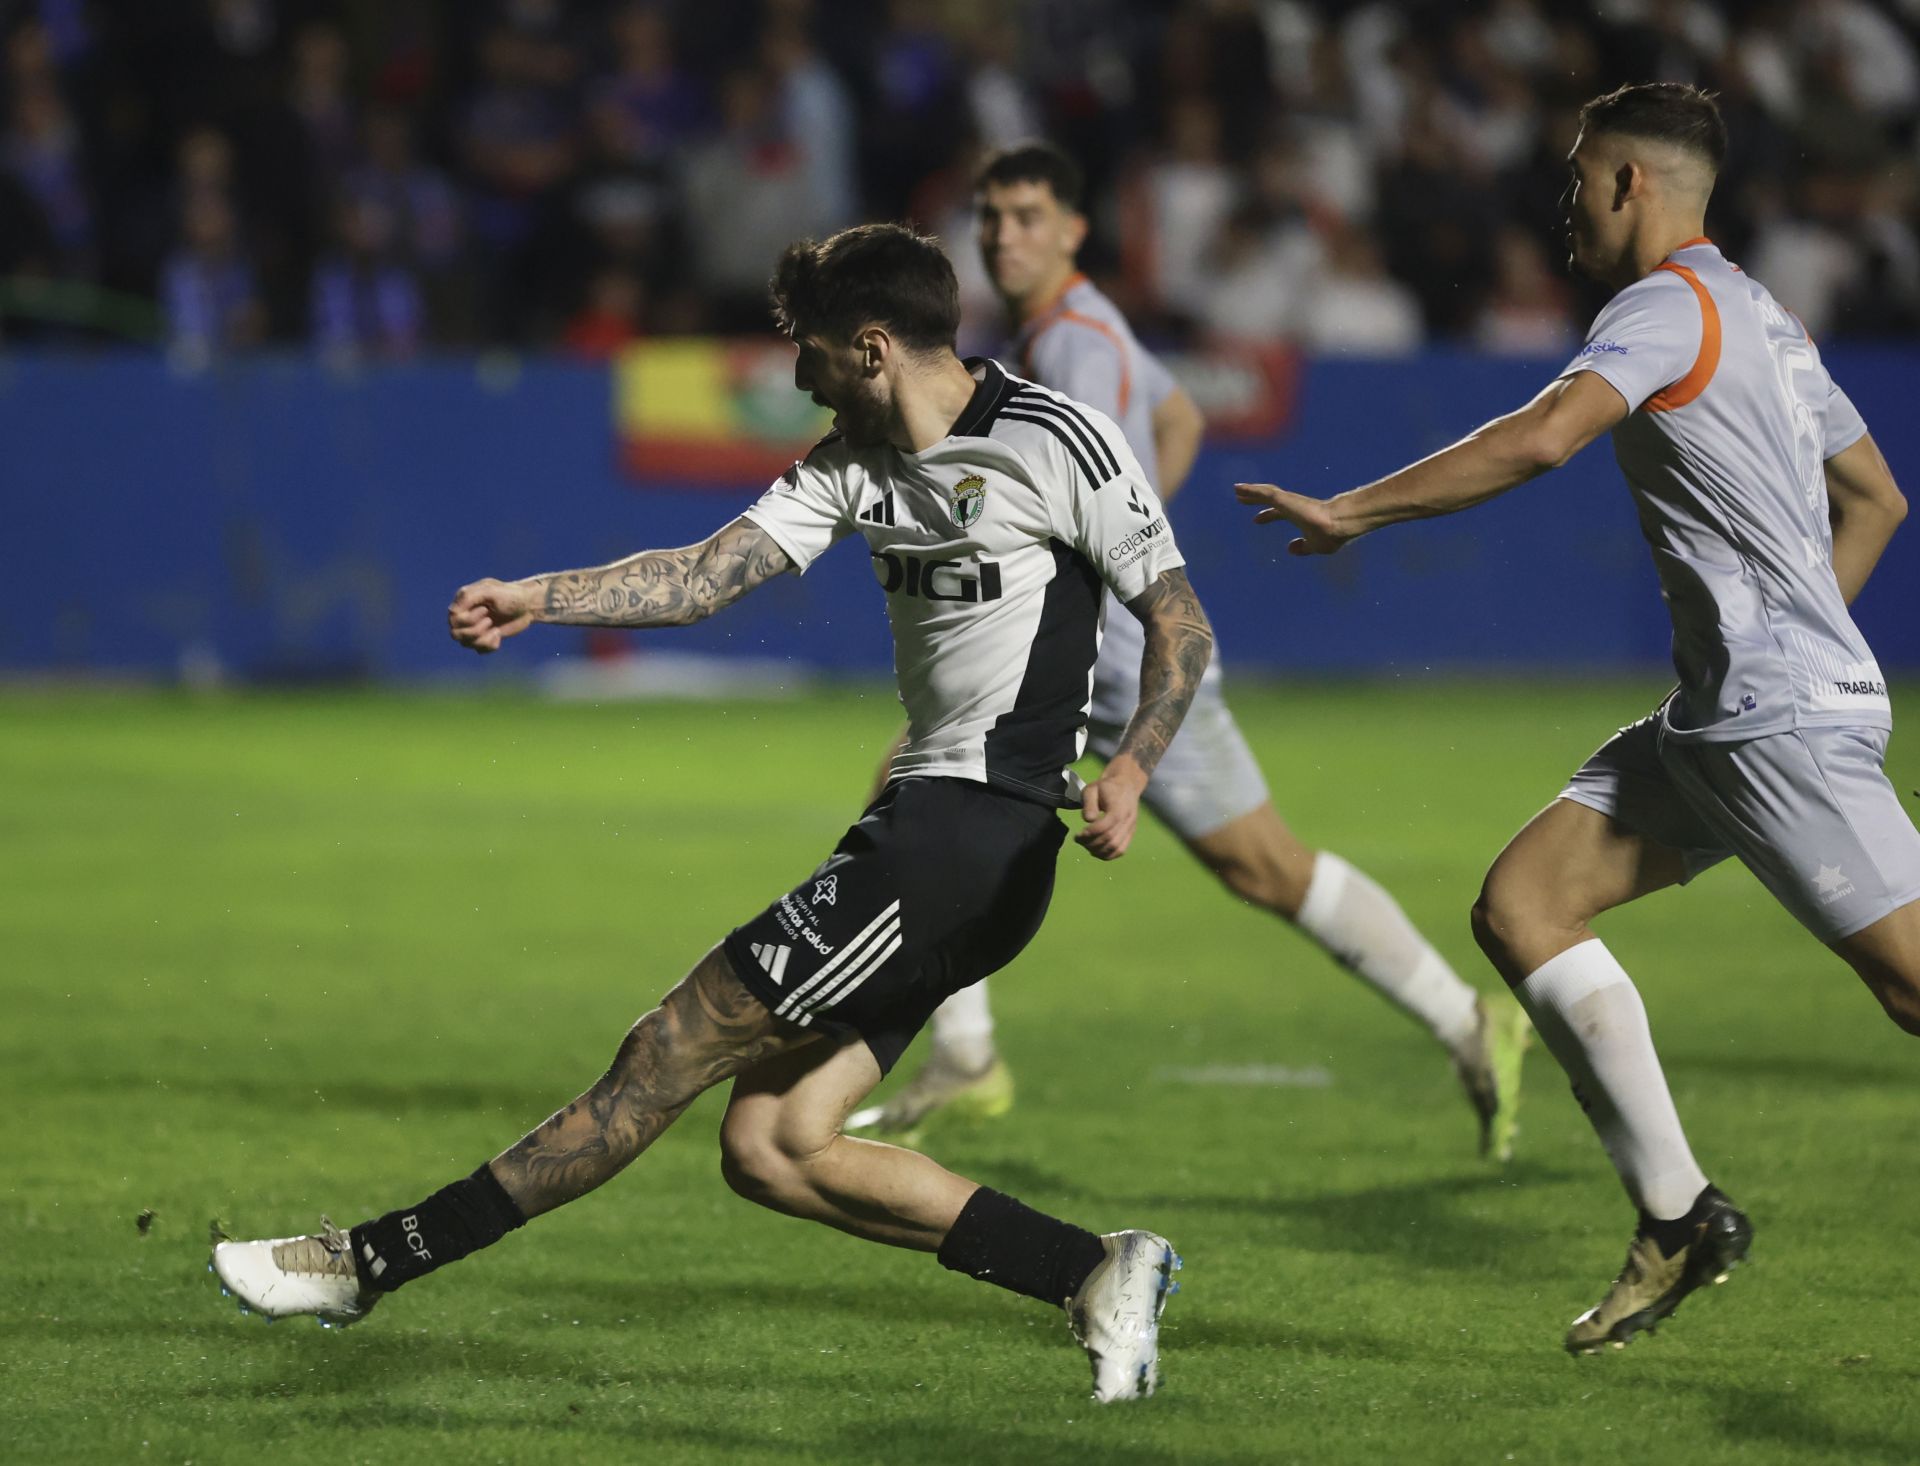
[1645,262,1720,413]
[1020,276,1132,416]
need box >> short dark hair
[769,223,960,352]
[974,140,1086,214]
[1578,82,1726,171]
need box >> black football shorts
[723,776,1068,1072]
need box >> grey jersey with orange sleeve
[1013,273,1180,494]
[1007,272,1263,840]
[1558,239,1885,742]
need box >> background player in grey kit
[1239,82,1920,1354]
[210,223,1216,1403]
[852,141,1531,1159]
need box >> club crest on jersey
[948,474,987,529]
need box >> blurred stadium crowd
[3,0,1918,363]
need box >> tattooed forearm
[1114,567,1215,781]
[490,948,802,1218]
[528,518,792,630]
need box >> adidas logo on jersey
[750,942,792,986]
[860,493,896,526]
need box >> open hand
[449,579,537,653]
[1234,483,1353,556]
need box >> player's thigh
[644,945,822,1088]
[720,1032,885,1166]
[1480,709,1719,931]
[1480,796,1691,927]
[1832,898,1920,1033]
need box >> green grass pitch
[4,680,1917,1464]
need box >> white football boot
[211,1217,379,1327]
[1066,1229,1181,1402]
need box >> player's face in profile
[1563,134,1620,283]
[791,330,888,445]
[976,180,1082,304]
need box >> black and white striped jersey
[743,358,1185,807]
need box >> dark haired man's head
[769,223,963,447]
[770,223,959,351]
[976,142,1085,213]
[1565,83,1724,288]
[1578,83,1726,173]
[973,141,1089,314]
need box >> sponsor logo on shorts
[1579,340,1629,356]
[775,893,834,954]
[1812,863,1855,904]
[811,875,838,907]
[1831,679,1886,697]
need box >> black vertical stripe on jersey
[982,538,1104,807]
[1008,390,1121,480]
[997,409,1101,491]
[951,358,1016,438]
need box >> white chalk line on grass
[1153,1063,1334,1089]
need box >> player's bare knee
[717,1119,792,1205]
[1868,968,1920,1036]
[1239,849,1314,916]
[1469,878,1521,966]
[1208,835,1313,916]
[717,1110,832,1209]
[1470,871,1564,978]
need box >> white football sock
[928,982,997,1073]
[1294,851,1481,1053]
[1517,939,1708,1220]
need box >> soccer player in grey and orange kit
[1240,83,1920,1354]
[853,142,1531,1158]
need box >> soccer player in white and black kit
[210,224,1215,1403]
[853,143,1530,1158]
[1240,84,1920,1354]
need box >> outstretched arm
[1151,387,1206,503]
[1078,567,1215,860]
[1235,370,1628,555]
[448,516,793,653]
[1825,433,1907,605]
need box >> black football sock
[936,1187,1107,1308]
[348,1165,527,1293]
[1640,1184,1713,1256]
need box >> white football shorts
[1560,702,1920,943]
[1085,596,1269,841]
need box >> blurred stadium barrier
[8,344,1917,684]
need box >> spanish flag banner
[617,338,831,485]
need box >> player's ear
[1612,161,1637,211]
[1063,209,1089,255]
[856,326,889,375]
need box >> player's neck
[888,353,985,453]
[1624,219,1710,286]
[1009,265,1083,326]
